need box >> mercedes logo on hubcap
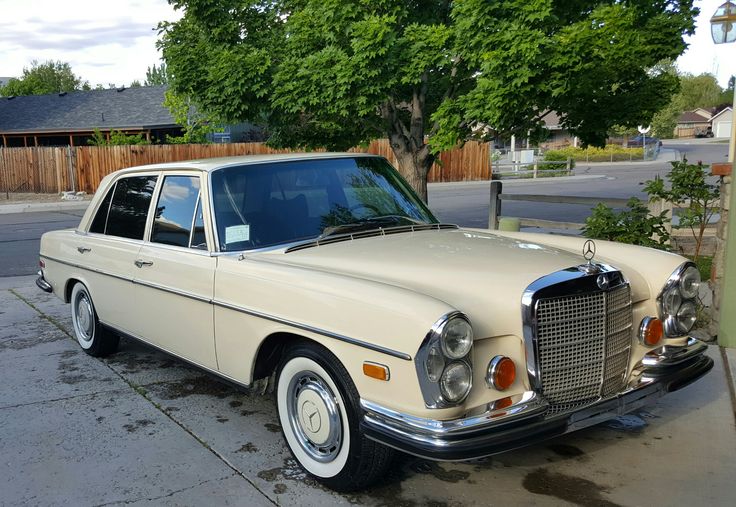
[300,400,322,434]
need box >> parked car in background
[627,134,663,147]
[695,126,715,138]
[37,154,712,491]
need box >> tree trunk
[390,136,435,202]
[380,84,435,203]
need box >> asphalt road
[0,210,85,277]
[0,139,727,277]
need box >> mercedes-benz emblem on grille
[582,239,596,262]
[597,274,610,290]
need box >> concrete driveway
[1,275,735,506]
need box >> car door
[80,173,158,335]
[131,172,218,370]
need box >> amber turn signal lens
[363,362,390,381]
[639,317,664,347]
[487,356,516,391]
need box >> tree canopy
[0,60,90,97]
[651,72,735,137]
[145,63,170,86]
[159,0,697,199]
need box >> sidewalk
[0,199,90,215]
[2,276,735,506]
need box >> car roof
[114,152,381,175]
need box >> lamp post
[712,1,736,347]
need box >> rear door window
[106,175,158,240]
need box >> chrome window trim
[188,191,202,249]
[41,253,410,361]
[102,180,116,234]
[521,263,627,393]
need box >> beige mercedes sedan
[37,153,712,491]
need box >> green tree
[130,80,142,88]
[158,0,697,200]
[145,63,169,86]
[644,159,719,261]
[0,60,89,96]
[163,89,220,143]
[651,72,727,138]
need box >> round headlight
[676,301,697,333]
[441,318,473,359]
[425,345,445,382]
[440,362,472,403]
[661,288,682,315]
[679,266,701,299]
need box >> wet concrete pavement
[1,276,735,506]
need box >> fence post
[566,158,571,174]
[489,180,502,230]
[66,146,77,193]
[533,161,538,178]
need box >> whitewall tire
[276,343,393,491]
[70,282,119,357]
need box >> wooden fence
[0,140,490,194]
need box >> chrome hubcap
[287,371,342,463]
[74,292,94,344]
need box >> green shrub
[583,198,670,249]
[544,145,643,162]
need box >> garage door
[717,121,732,138]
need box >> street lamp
[712,1,736,347]
[711,1,736,44]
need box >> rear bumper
[35,270,53,293]
[361,339,712,461]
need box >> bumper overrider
[360,337,712,461]
[36,270,53,293]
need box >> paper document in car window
[225,225,250,243]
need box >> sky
[0,0,734,88]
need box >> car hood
[257,228,599,339]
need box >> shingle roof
[0,86,177,134]
[677,110,711,124]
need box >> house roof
[710,107,733,123]
[541,111,562,130]
[0,86,177,134]
[677,110,712,124]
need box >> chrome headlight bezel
[657,262,700,337]
[415,311,474,408]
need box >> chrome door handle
[134,259,154,268]
[77,247,91,254]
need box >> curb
[0,201,90,215]
[428,175,607,189]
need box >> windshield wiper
[319,215,427,239]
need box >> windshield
[210,156,438,251]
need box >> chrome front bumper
[361,338,712,461]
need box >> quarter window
[151,175,202,248]
[105,175,158,240]
[89,184,115,234]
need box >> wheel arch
[64,277,86,303]
[251,331,324,382]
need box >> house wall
[713,109,733,138]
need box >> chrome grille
[535,284,632,406]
